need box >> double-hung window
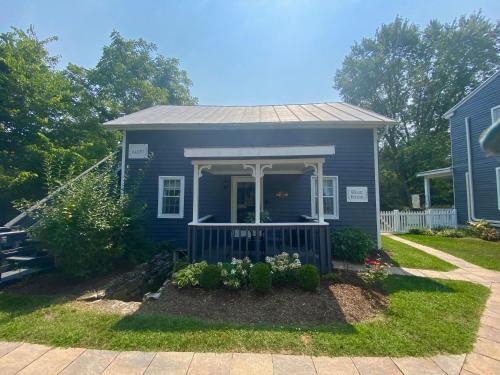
[311,176,339,219]
[158,176,184,218]
[491,105,500,124]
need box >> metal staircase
[0,226,54,284]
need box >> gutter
[465,117,500,226]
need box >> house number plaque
[346,186,368,202]
[128,144,148,159]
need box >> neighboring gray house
[104,103,396,272]
[443,70,500,226]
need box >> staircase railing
[4,151,119,229]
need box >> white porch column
[424,177,431,209]
[255,162,261,223]
[192,164,199,223]
[317,161,325,223]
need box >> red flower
[364,257,381,266]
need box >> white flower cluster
[265,252,302,274]
[220,256,252,289]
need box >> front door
[231,177,255,223]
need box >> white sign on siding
[128,144,148,159]
[346,186,368,202]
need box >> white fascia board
[184,145,335,158]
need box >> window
[158,176,184,218]
[496,168,500,211]
[492,105,500,124]
[311,176,339,219]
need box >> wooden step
[0,267,48,284]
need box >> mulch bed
[139,273,388,325]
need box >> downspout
[465,117,500,226]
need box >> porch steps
[0,228,54,285]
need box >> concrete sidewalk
[0,235,498,374]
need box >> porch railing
[187,222,332,273]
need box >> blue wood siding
[125,128,377,248]
[450,74,500,224]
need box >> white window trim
[491,105,500,124]
[311,176,339,220]
[158,176,185,219]
[496,167,500,211]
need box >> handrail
[188,222,329,226]
[198,214,214,223]
[4,151,119,228]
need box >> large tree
[335,13,500,209]
[0,28,196,222]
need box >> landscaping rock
[103,250,174,301]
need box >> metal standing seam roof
[103,102,397,129]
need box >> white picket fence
[380,209,457,233]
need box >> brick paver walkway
[0,234,498,374]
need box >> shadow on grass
[0,291,64,324]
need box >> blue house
[104,103,396,272]
[443,71,500,226]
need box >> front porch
[185,146,334,273]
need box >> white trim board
[184,145,335,158]
[491,105,500,124]
[443,70,500,119]
[192,158,325,166]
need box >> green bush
[249,262,272,293]
[199,264,222,290]
[30,160,132,279]
[436,228,465,238]
[266,252,301,284]
[298,264,320,291]
[469,220,498,241]
[331,228,375,263]
[408,227,427,235]
[172,261,207,288]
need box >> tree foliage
[335,13,500,209]
[0,27,196,222]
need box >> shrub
[298,264,320,291]
[220,257,252,289]
[266,252,301,284]
[469,220,498,241]
[29,160,131,279]
[322,272,339,282]
[358,257,390,288]
[436,228,465,238]
[199,264,222,289]
[408,227,427,235]
[172,261,207,288]
[250,262,272,293]
[331,228,375,263]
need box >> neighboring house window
[158,176,184,218]
[311,176,339,219]
[496,168,500,210]
[492,105,500,124]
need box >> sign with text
[128,144,148,159]
[346,186,368,202]
[411,194,421,209]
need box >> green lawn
[399,234,500,271]
[382,236,456,271]
[0,276,488,357]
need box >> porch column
[255,162,261,223]
[424,177,431,209]
[317,161,325,223]
[192,164,199,223]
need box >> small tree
[30,159,133,278]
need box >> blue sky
[1,0,499,105]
